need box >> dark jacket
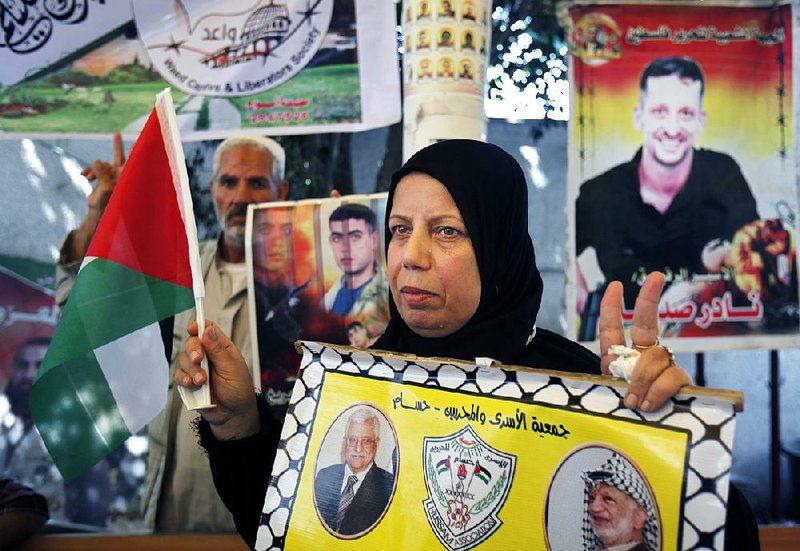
[314,462,394,535]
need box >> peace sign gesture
[599,272,691,412]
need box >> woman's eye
[391,225,410,235]
[437,226,460,237]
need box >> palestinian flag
[437,457,451,474]
[474,461,492,484]
[30,90,201,482]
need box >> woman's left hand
[598,271,692,412]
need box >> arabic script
[626,24,784,46]
[1,0,96,54]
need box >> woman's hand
[599,272,692,412]
[175,321,260,440]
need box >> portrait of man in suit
[314,407,396,537]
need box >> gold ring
[633,337,660,350]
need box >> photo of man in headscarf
[581,453,659,551]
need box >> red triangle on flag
[87,109,193,290]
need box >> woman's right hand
[175,321,260,440]
[599,272,691,412]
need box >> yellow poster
[286,373,686,550]
[257,343,740,550]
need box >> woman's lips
[401,286,436,306]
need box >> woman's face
[387,173,481,338]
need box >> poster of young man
[255,342,742,550]
[245,195,390,403]
[562,1,799,351]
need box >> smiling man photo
[575,56,759,315]
[582,453,658,551]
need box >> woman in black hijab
[375,140,686,412]
[376,139,601,371]
[176,140,755,549]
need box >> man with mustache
[314,407,394,536]
[55,134,288,533]
[581,453,658,551]
[575,56,758,330]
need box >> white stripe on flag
[94,322,168,434]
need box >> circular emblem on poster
[569,12,622,66]
[133,0,334,96]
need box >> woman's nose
[402,231,431,269]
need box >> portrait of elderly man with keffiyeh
[581,453,659,551]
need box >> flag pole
[156,88,213,410]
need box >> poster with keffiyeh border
[255,341,743,550]
[561,0,800,352]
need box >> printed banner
[0,0,131,87]
[134,0,334,98]
[245,194,390,407]
[0,0,400,139]
[256,342,741,550]
[563,1,800,351]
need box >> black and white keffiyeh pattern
[581,452,659,550]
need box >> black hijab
[373,139,599,373]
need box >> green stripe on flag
[29,349,131,482]
[42,258,194,368]
[32,257,194,481]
